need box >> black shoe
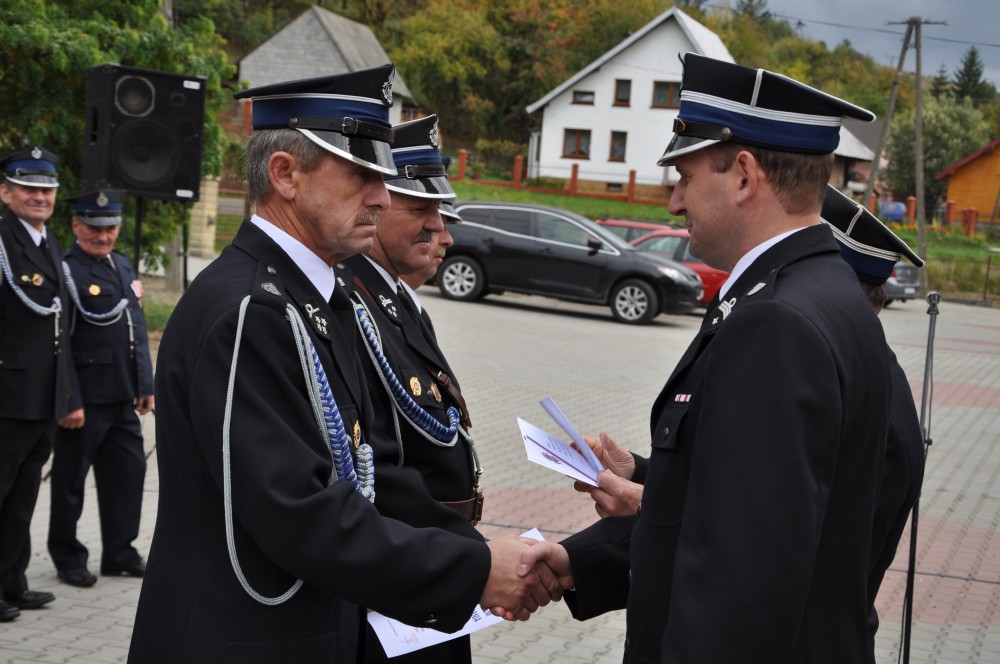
[0,601,19,621]
[101,559,145,578]
[5,590,55,609]
[58,567,97,588]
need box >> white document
[539,396,604,474]
[368,529,545,658]
[517,417,599,486]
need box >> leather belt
[441,488,484,526]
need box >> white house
[525,7,732,198]
[525,7,874,200]
[239,6,417,125]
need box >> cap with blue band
[69,189,127,227]
[0,146,60,188]
[384,115,456,200]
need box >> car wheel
[438,256,485,301]
[610,279,658,324]
[884,299,894,307]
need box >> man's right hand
[572,431,642,517]
[481,536,563,621]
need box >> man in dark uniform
[820,185,926,662]
[128,66,559,664]
[48,189,153,588]
[569,185,928,664]
[340,115,480,663]
[0,146,78,621]
[521,53,892,663]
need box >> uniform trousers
[0,417,55,598]
[47,401,146,571]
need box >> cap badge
[409,376,422,397]
[429,121,439,149]
[31,146,42,159]
[96,191,109,208]
[261,282,281,296]
[88,284,101,296]
[381,78,393,106]
[31,273,44,286]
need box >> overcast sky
[747,0,1000,87]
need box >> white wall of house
[532,21,701,188]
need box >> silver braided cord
[61,260,128,325]
[222,296,373,607]
[0,233,61,317]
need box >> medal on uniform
[31,273,44,286]
[20,274,29,283]
[409,376,422,396]
[429,382,442,403]
[88,284,101,296]
[353,420,361,449]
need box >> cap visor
[78,215,122,227]
[384,175,456,200]
[657,135,719,166]
[299,129,396,175]
[6,174,58,188]
[440,205,462,223]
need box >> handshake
[480,536,573,621]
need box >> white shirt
[250,214,336,301]
[718,227,806,300]
[19,219,47,247]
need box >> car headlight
[657,266,683,281]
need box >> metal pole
[914,19,928,292]
[132,197,144,274]
[903,290,940,664]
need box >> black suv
[438,201,703,324]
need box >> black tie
[39,237,55,270]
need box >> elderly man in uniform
[0,146,79,621]
[47,189,153,588]
[128,66,560,663]
[521,53,892,663]
[339,115,480,663]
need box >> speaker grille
[111,120,179,188]
[114,75,156,118]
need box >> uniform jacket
[0,207,74,420]
[64,244,153,408]
[128,221,490,664]
[866,350,924,661]
[341,255,481,535]
[563,224,891,664]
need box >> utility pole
[881,17,946,292]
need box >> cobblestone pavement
[2,284,998,663]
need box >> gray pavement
[3,280,999,663]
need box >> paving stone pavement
[3,284,998,663]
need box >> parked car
[439,201,703,324]
[630,228,728,306]
[594,218,679,242]
[884,261,921,305]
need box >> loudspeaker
[82,64,207,201]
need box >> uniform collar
[363,254,400,294]
[399,280,422,313]
[19,218,46,247]
[718,226,807,300]
[249,214,336,301]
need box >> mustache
[414,231,433,243]
[356,210,381,225]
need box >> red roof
[935,137,1000,180]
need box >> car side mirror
[586,238,603,254]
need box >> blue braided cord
[61,261,128,322]
[354,301,461,443]
[0,234,61,316]
[309,343,360,489]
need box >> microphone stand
[902,291,940,664]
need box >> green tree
[953,46,996,107]
[0,0,233,265]
[930,63,953,99]
[885,95,990,209]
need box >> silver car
[884,261,920,305]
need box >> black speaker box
[82,64,207,201]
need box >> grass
[143,300,175,331]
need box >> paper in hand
[517,417,599,486]
[539,397,604,474]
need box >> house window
[563,129,591,159]
[614,79,631,106]
[609,131,627,162]
[572,90,595,105]
[652,81,681,109]
[606,183,623,193]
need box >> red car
[595,218,677,242]
[631,228,728,305]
